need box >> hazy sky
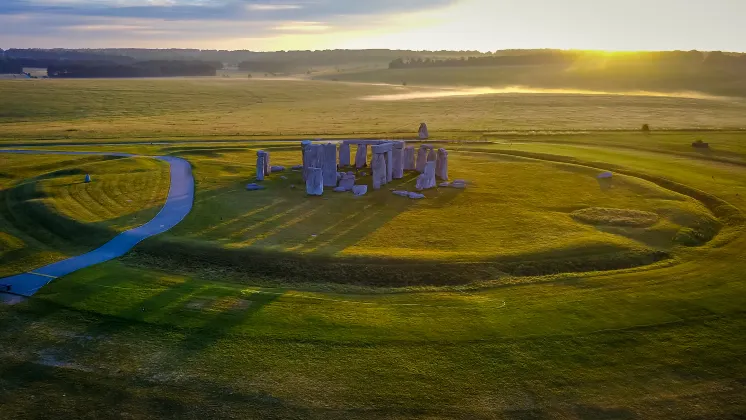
[1,0,745,51]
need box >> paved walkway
[0,151,194,296]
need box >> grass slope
[0,154,169,276]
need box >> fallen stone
[280,176,288,180]
[333,187,347,192]
[246,183,266,191]
[353,185,368,196]
[291,165,303,170]
[439,182,451,187]
[290,184,297,189]
[392,190,409,197]
[597,172,613,179]
[271,166,286,172]
[338,173,356,191]
[408,192,425,199]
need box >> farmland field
[1,77,746,419]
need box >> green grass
[2,78,746,144]
[0,153,169,276]
[1,78,746,418]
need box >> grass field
[1,78,746,144]
[1,77,746,419]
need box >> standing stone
[436,148,449,180]
[371,153,388,190]
[427,148,437,162]
[419,123,429,140]
[339,142,351,167]
[306,168,323,196]
[301,140,312,181]
[385,150,394,182]
[403,146,416,171]
[416,161,437,190]
[416,145,430,173]
[263,151,271,175]
[84,174,91,183]
[322,143,338,187]
[304,144,323,182]
[256,151,267,181]
[355,144,368,168]
[392,142,405,179]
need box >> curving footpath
[0,151,194,296]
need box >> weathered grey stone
[339,142,351,167]
[416,145,430,172]
[246,183,266,191]
[391,142,405,179]
[333,187,347,193]
[322,143,338,187]
[408,192,425,199]
[343,140,391,146]
[306,167,324,196]
[436,148,448,180]
[260,150,271,175]
[403,146,416,171]
[338,173,356,191]
[371,143,393,154]
[386,150,393,182]
[271,166,286,172]
[427,148,437,162]
[439,182,451,187]
[84,174,91,183]
[416,161,437,190]
[355,144,368,168]
[419,122,429,140]
[304,144,323,182]
[371,153,388,190]
[597,172,613,179]
[352,185,368,196]
[392,190,409,197]
[291,165,303,171]
[280,176,288,180]
[256,151,267,181]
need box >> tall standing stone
[403,146,416,171]
[436,148,449,180]
[301,140,312,181]
[385,150,393,182]
[416,161,437,190]
[416,145,430,173]
[339,142,351,167]
[392,142,405,179]
[427,148,437,162]
[355,144,368,168]
[371,153,388,190]
[263,151,271,175]
[304,144,323,182]
[256,151,267,181]
[323,143,338,187]
[306,167,323,196]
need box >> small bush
[642,124,650,132]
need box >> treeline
[48,60,221,78]
[389,50,746,70]
[237,61,295,74]
[0,59,23,74]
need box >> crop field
[1,77,746,419]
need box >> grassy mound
[571,207,660,227]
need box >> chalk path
[0,150,194,296]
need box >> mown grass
[1,78,746,418]
[0,154,169,276]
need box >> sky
[1,0,745,52]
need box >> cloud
[246,3,302,11]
